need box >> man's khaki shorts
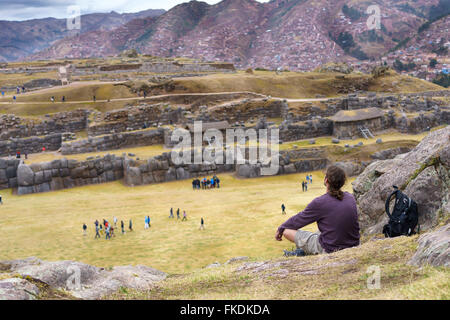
[294,229,325,255]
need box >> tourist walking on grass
[95,225,100,239]
[0,195,2,205]
[281,204,286,215]
[129,219,133,231]
[309,174,313,183]
[199,217,205,230]
[182,211,187,221]
[114,216,117,226]
[121,220,125,234]
[145,216,149,229]
[105,225,111,240]
[302,181,305,192]
[177,208,180,220]
[148,216,151,228]
[169,208,174,219]
[83,223,87,236]
[305,181,308,192]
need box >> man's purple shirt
[278,192,360,253]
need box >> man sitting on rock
[275,165,360,257]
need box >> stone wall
[16,154,124,195]
[394,111,449,134]
[0,158,20,189]
[197,99,285,123]
[123,152,236,187]
[61,128,165,155]
[279,118,333,142]
[88,104,183,136]
[73,62,236,76]
[0,110,88,139]
[0,133,62,157]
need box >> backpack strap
[385,190,398,219]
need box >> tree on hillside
[342,4,363,21]
[433,73,450,88]
[429,58,438,68]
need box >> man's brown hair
[325,165,347,200]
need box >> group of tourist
[192,176,221,190]
[169,208,188,221]
[85,209,206,238]
[88,217,133,240]
[301,174,313,192]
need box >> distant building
[331,108,385,139]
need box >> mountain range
[2,0,449,71]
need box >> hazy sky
[0,0,271,21]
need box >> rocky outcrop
[334,161,365,177]
[0,258,166,300]
[0,278,40,300]
[353,126,450,235]
[408,223,450,268]
[370,147,413,160]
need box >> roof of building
[331,107,384,123]
[186,121,231,132]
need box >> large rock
[335,161,364,177]
[17,163,34,186]
[237,164,260,178]
[0,258,166,300]
[353,127,450,235]
[0,278,40,300]
[408,223,450,267]
[371,147,413,160]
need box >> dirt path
[0,90,330,105]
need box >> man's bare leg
[283,229,297,243]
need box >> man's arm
[277,198,322,236]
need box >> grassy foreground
[0,171,340,273]
[107,235,449,300]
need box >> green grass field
[0,171,344,274]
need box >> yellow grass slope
[0,171,336,273]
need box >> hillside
[28,0,449,71]
[0,9,165,62]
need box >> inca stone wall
[0,158,20,189]
[279,118,333,142]
[0,110,89,140]
[123,151,236,187]
[72,62,236,76]
[88,104,183,136]
[196,99,285,123]
[16,154,124,195]
[61,128,166,155]
[0,133,62,157]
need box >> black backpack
[382,186,419,238]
